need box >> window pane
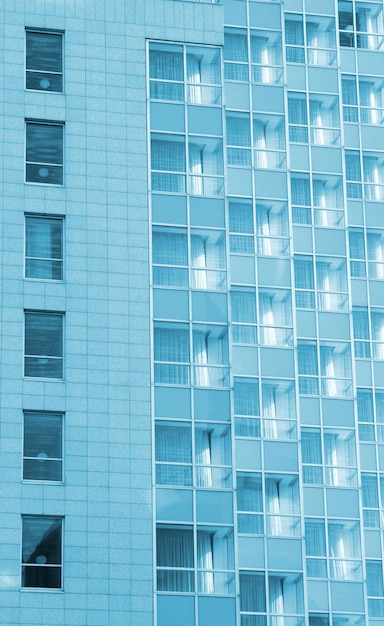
[23,413,63,481]
[26,123,64,185]
[24,312,63,379]
[22,517,62,588]
[26,31,63,92]
[25,217,63,280]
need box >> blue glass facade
[1,0,384,624]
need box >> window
[320,343,352,397]
[228,200,255,254]
[152,226,188,288]
[323,429,357,486]
[155,421,192,486]
[261,380,296,440]
[371,309,384,359]
[240,572,266,621]
[190,229,227,290]
[253,114,286,169]
[224,29,248,81]
[26,121,64,185]
[192,324,229,387]
[268,574,304,618]
[226,112,251,167]
[298,340,319,395]
[151,133,186,193]
[265,474,300,537]
[25,216,63,280]
[23,412,63,482]
[309,95,340,145]
[357,388,374,441]
[288,93,308,143]
[301,428,323,484]
[359,77,384,124]
[313,175,344,227]
[258,289,293,346]
[291,175,311,225]
[367,230,384,278]
[156,525,235,594]
[305,518,327,577]
[194,424,232,488]
[345,150,362,199]
[154,322,190,385]
[22,516,62,588]
[342,75,358,122]
[256,201,289,256]
[338,1,384,50]
[363,153,384,200]
[231,287,257,345]
[285,16,305,63]
[26,29,63,92]
[250,30,283,85]
[293,258,313,307]
[367,560,384,617]
[349,228,366,277]
[237,472,263,534]
[24,312,64,379]
[361,473,380,528]
[316,257,348,311]
[234,377,260,438]
[328,520,362,579]
[353,307,371,358]
[305,16,337,66]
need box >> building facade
[1,0,384,624]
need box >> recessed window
[26,30,63,92]
[23,412,63,482]
[26,121,64,185]
[25,216,63,280]
[22,516,62,588]
[24,311,64,379]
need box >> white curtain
[251,36,272,83]
[364,156,383,200]
[320,346,338,396]
[253,120,268,168]
[197,531,214,593]
[266,478,282,535]
[367,232,384,278]
[360,81,379,124]
[310,100,326,144]
[190,234,207,288]
[193,330,209,386]
[316,262,332,310]
[195,429,213,487]
[186,54,202,103]
[357,7,375,49]
[256,204,272,255]
[269,576,285,626]
[324,432,355,486]
[262,385,278,439]
[189,143,203,195]
[259,293,277,345]
[372,311,384,359]
[313,180,328,226]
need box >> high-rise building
[1,0,384,624]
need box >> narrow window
[22,517,63,588]
[25,216,63,280]
[26,121,64,185]
[24,311,64,379]
[26,30,63,92]
[23,412,63,482]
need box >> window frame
[23,411,64,483]
[21,516,63,590]
[24,310,64,380]
[25,119,65,186]
[25,28,64,93]
[24,214,64,282]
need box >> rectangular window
[22,516,62,588]
[26,29,63,92]
[234,377,260,437]
[357,388,375,441]
[25,216,63,280]
[26,121,64,185]
[305,518,327,577]
[24,311,64,379]
[23,412,63,482]
[237,472,263,534]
